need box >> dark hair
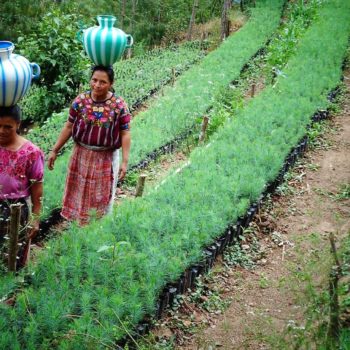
[91,65,114,83]
[0,105,21,122]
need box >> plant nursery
[0,0,349,348]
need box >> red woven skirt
[61,144,118,225]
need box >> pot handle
[126,34,134,48]
[76,29,84,44]
[31,63,41,80]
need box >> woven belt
[77,141,112,151]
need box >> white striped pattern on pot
[0,41,40,107]
[78,15,133,66]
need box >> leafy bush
[16,9,90,122]
[265,0,319,76]
[19,85,63,124]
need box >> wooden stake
[8,203,22,272]
[135,174,147,197]
[199,116,210,143]
[329,233,341,268]
[327,233,341,342]
[200,32,206,50]
[171,68,176,86]
[251,83,256,97]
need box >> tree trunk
[121,0,126,28]
[221,0,231,41]
[126,0,136,59]
[187,0,199,41]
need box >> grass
[260,233,350,350]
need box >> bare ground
[149,75,350,350]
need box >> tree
[221,0,231,41]
[121,0,126,28]
[187,0,199,41]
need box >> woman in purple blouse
[0,105,44,266]
[48,65,131,225]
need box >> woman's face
[0,117,19,146]
[90,70,112,100]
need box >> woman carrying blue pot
[0,105,44,268]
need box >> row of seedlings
[125,0,350,341]
[0,0,348,348]
[126,46,347,343]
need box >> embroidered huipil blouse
[68,92,131,150]
[0,141,44,200]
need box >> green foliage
[189,276,230,313]
[26,109,72,155]
[1,0,349,348]
[0,0,220,47]
[38,0,285,219]
[206,0,323,137]
[0,0,56,41]
[128,0,285,167]
[306,121,334,149]
[18,85,56,123]
[264,0,321,83]
[114,41,206,109]
[224,243,256,269]
[16,9,90,121]
[276,235,350,350]
[335,184,350,201]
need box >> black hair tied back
[0,105,22,122]
[91,64,115,83]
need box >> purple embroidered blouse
[68,92,131,150]
[0,141,44,200]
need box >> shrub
[16,9,90,122]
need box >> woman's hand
[48,121,73,170]
[48,150,57,170]
[29,182,43,240]
[28,219,40,240]
[119,162,128,181]
[119,129,131,182]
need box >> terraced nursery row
[39,0,285,219]
[27,41,206,155]
[1,0,349,348]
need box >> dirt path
[148,74,350,350]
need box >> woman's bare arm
[119,129,131,181]
[47,121,73,170]
[28,181,43,239]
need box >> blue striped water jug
[78,15,133,66]
[0,41,40,106]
